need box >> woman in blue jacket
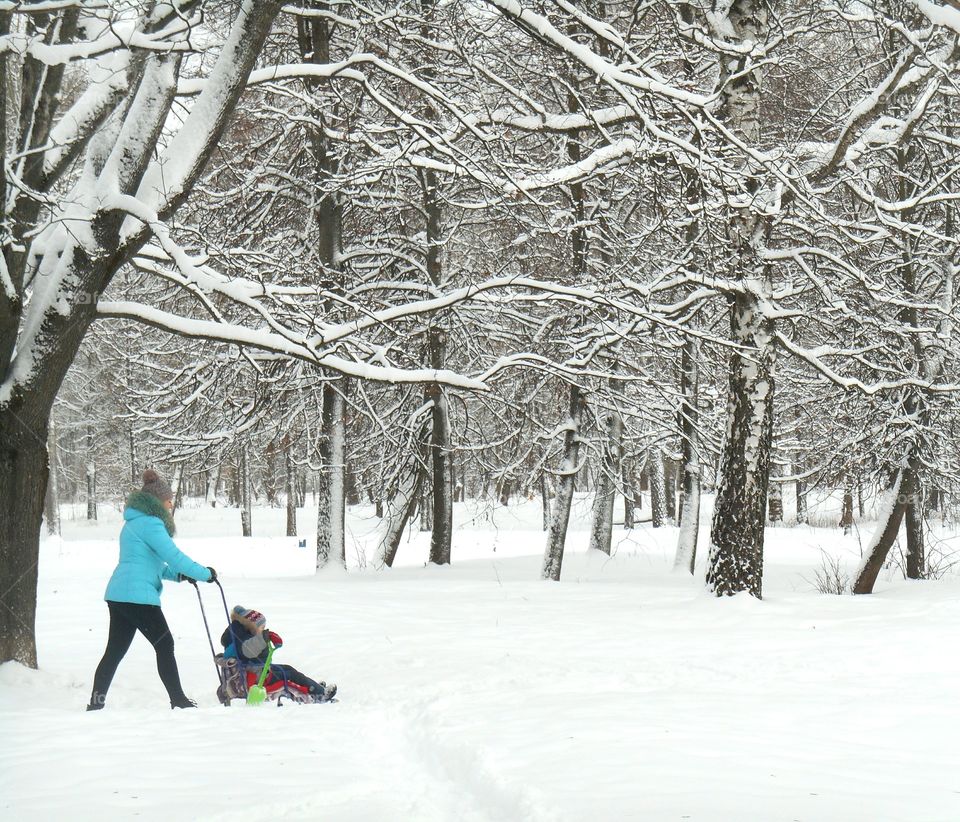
[87,470,216,710]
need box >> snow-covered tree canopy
[7,0,960,668]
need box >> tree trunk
[540,471,551,531]
[128,427,137,486]
[0,420,48,666]
[622,460,635,529]
[674,336,701,573]
[426,382,453,564]
[316,378,347,569]
[205,465,220,508]
[85,424,97,521]
[703,0,776,599]
[285,440,297,538]
[905,486,924,580]
[767,479,783,523]
[240,448,252,537]
[649,446,667,528]
[44,420,61,537]
[542,385,586,581]
[705,293,776,599]
[839,484,854,535]
[589,408,623,555]
[663,456,676,523]
[171,463,184,514]
[853,465,916,594]
[795,478,807,525]
[497,476,512,507]
[379,463,423,568]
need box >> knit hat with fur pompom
[141,469,173,503]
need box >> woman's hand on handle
[206,567,217,583]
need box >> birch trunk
[85,425,97,521]
[542,385,586,581]
[674,336,701,573]
[704,0,776,599]
[705,292,776,598]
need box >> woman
[87,469,216,711]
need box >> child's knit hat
[232,605,266,630]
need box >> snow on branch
[95,301,488,390]
[912,0,960,32]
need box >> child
[221,606,336,702]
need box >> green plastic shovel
[246,640,274,706]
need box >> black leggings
[90,601,189,707]
[269,663,321,693]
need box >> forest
[3,0,960,669]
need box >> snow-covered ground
[5,494,960,821]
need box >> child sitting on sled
[221,606,336,702]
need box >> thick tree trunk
[589,409,624,555]
[0,419,48,666]
[674,337,701,573]
[705,292,776,599]
[853,466,916,594]
[316,378,347,569]
[542,385,586,581]
[649,447,667,528]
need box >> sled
[215,654,337,706]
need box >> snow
[913,0,960,33]
[5,494,960,820]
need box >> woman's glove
[266,630,283,648]
[206,566,217,583]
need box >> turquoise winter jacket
[104,498,211,606]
